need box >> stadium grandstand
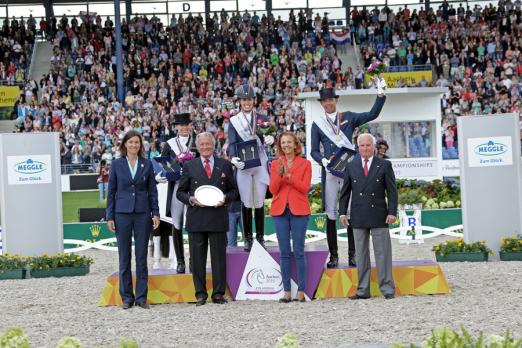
[0,0,519,174]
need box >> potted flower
[432,238,492,262]
[499,235,522,261]
[29,253,94,278]
[0,254,27,280]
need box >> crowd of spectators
[351,0,521,158]
[4,0,522,169]
[0,15,36,85]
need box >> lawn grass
[62,191,105,223]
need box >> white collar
[325,111,337,121]
[362,156,374,168]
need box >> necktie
[363,159,369,177]
[204,158,212,178]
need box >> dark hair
[119,130,145,158]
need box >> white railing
[61,225,463,252]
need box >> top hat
[173,113,191,125]
[235,84,255,99]
[318,87,339,101]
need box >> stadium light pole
[114,0,125,103]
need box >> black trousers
[188,231,227,300]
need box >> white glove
[321,158,331,173]
[155,172,168,184]
[264,135,275,146]
[231,157,245,170]
[377,77,387,96]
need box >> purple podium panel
[226,244,329,299]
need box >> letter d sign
[183,3,190,11]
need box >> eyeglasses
[379,146,388,151]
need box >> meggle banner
[365,70,432,87]
[0,86,20,107]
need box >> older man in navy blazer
[177,132,239,306]
[107,131,160,309]
[338,133,398,299]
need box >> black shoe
[292,298,306,303]
[326,255,339,268]
[349,294,370,300]
[177,262,186,274]
[348,256,356,267]
[211,296,228,304]
[243,239,253,252]
[196,298,206,306]
[122,302,133,310]
[279,297,292,303]
[384,294,395,300]
[136,302,150,309]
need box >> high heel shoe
[279,297,292,303]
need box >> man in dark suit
[338,133,398,299]
[176,132,239,306]
[310,81,386,268]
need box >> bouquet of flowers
[366,61,387,79]
[176,151,194,166]
[257,120,276,136]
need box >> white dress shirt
[361,156,374,171]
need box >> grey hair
[196,132,216,147]
[357,133,377,146]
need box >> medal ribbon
[242,111,256,137]
[325,112,340,139]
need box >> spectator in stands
[97,159,110,202]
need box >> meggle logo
[14,159,47,174]
[474,140,508,156]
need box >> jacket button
[360,193,362,196]
[376,179,379,182]
[372,193,374,196]
[353,180,356,183]
[132,193,135,196]
[371,204,374,207]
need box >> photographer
[97,159,110,203]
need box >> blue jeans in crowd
[98,182,108,202]
[227,211,243,247]
[272,208,309,292]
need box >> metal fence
[61,163,97,175]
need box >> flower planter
[0,269,25,280]
[30,266,90,278]
[435,252,488,262]
[499,252,522,261]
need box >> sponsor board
[7,155,53,185]
[467,136,513,167]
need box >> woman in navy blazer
[106,130,160,309]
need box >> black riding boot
[347,223,356,267]
[173,228,186,273]
[254,207,265,248]
[326,219,339,268]
[242,206,253,252]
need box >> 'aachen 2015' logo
[14,158,47,174]
[474,140,508,156]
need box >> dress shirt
[361,156,374,171]
[200,155,214,174]
[126,157,138,179]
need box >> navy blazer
[227,113,268,157]
[338,155,398,228]
[176,157,239,233]
[310,96,386,164]
[106,157,160,220]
